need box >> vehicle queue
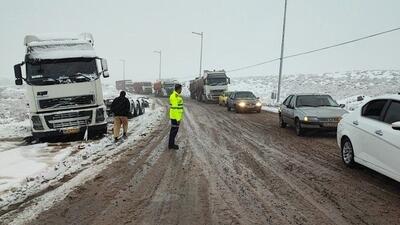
[215,88,400,183]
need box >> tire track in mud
[185,101,400,225]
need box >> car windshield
[235,92,256,99]
[26,58,98,85]
[296,95,339,107]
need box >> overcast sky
[0,0,399,84]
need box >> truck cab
[203,70,230,101]
[14,33,110,140]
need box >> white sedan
[337,94,400,182]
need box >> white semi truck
[190,70,230,102]
[13,33,110,140]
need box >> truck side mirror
[14,64,23,85]
[101,59,109,78]
[227,78,231,84]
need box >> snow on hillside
[228,70,399,108]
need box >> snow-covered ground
[0,83,165,214]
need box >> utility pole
[192,31,204,77]
[153,50,162,80]
[120,59,126,91]
[277,0,288,104]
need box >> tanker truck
[190,70,230,102]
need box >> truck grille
[39,95,95,109]
[44,111,93,129]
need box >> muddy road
[11,100,400,225]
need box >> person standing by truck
[168,84,184,149]
[111,91,130,142]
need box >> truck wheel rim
[342,142,353,164]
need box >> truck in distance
[133,82,153,95]
[116,80,134,93]
[153,79,177,97]
[190,70,230,102]
[13,33,110,140]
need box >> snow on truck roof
[24,33,97,60]
[24,33,94,46]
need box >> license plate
[63,127,80,134]
[323,122,337,128]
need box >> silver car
[279,94,347,136]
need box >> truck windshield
[207,77,227,86]
[296,95,339,107]
[26,58,98,85]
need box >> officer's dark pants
[168,119,180,147]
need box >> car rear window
[384,101,400,124]
[362,100,388,120]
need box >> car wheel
[279,115,287,128]
[341,138,355,167]
[295,119,303,136]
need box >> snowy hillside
[228,70,399,106]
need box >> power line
[226,26,400,73]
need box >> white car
[337,94,400,182]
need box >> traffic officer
[168,84,184,149]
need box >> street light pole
[120,59,126,91]
[192,31,204,77]
[277,0,288,104]
[153,50,162,80]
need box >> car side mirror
[14,63,23,85]
[392,121,400,131]
[257,97,260,100]
[339,104,345,108]
[101,59,109,78]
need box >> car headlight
[256,102,262,107]
[238,102,246,107]
[303,116,319,122]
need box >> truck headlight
[96,108,106,123]
[238,102,246,107]
[256,102,262,107]
[31,115,44,130]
